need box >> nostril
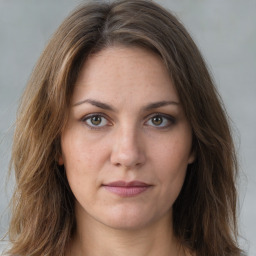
[110,130,146,168]
[110,149,145,169]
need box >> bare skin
[61,46,194,256]
[67,210,189,256]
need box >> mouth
[102,180,152,197]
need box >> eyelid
[80,112,113,129]
[144,112,176,127]
[80,112,176,129]
[80,112,108,121]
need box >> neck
[67,207,187,256]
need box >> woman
[7,0,243,255]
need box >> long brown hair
[7,0,242,255]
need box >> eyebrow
[73,99,180,111]
[143,100,180,111]
[73,99,116,111]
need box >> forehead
[72,46,179,106]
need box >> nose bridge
[110,122,145,168]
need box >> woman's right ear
[56,137,64,165]
[58,155,64,166]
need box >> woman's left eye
[145,114,175,128]
[82,114,110,129]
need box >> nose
[110,125,146,169]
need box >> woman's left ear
[188,150,196,164]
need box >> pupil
[91,116,101,125]
[153,116,162,125]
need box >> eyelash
[81,113,176,130]
[144,113,176,128]
[81,113,112,130]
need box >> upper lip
[103,180,151,187]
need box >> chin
[102,217,150,231]
[96,205,161,231]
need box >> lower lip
[102,186,150,197]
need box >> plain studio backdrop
[0,0,255,255]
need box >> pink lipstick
[102,181,151,197]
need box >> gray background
[0,0,255,254]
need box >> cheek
[60,128,112,193]
[155,149,188,210]
[152,133,192,190]
[61,135,101,204]
[155,136,192,169]
[61,128,105,169]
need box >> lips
[102,180,152,197]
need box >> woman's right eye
[82,114,110,129]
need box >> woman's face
[59,46,194,230]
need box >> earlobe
[188,150,196,164]
[58,155,64,166]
